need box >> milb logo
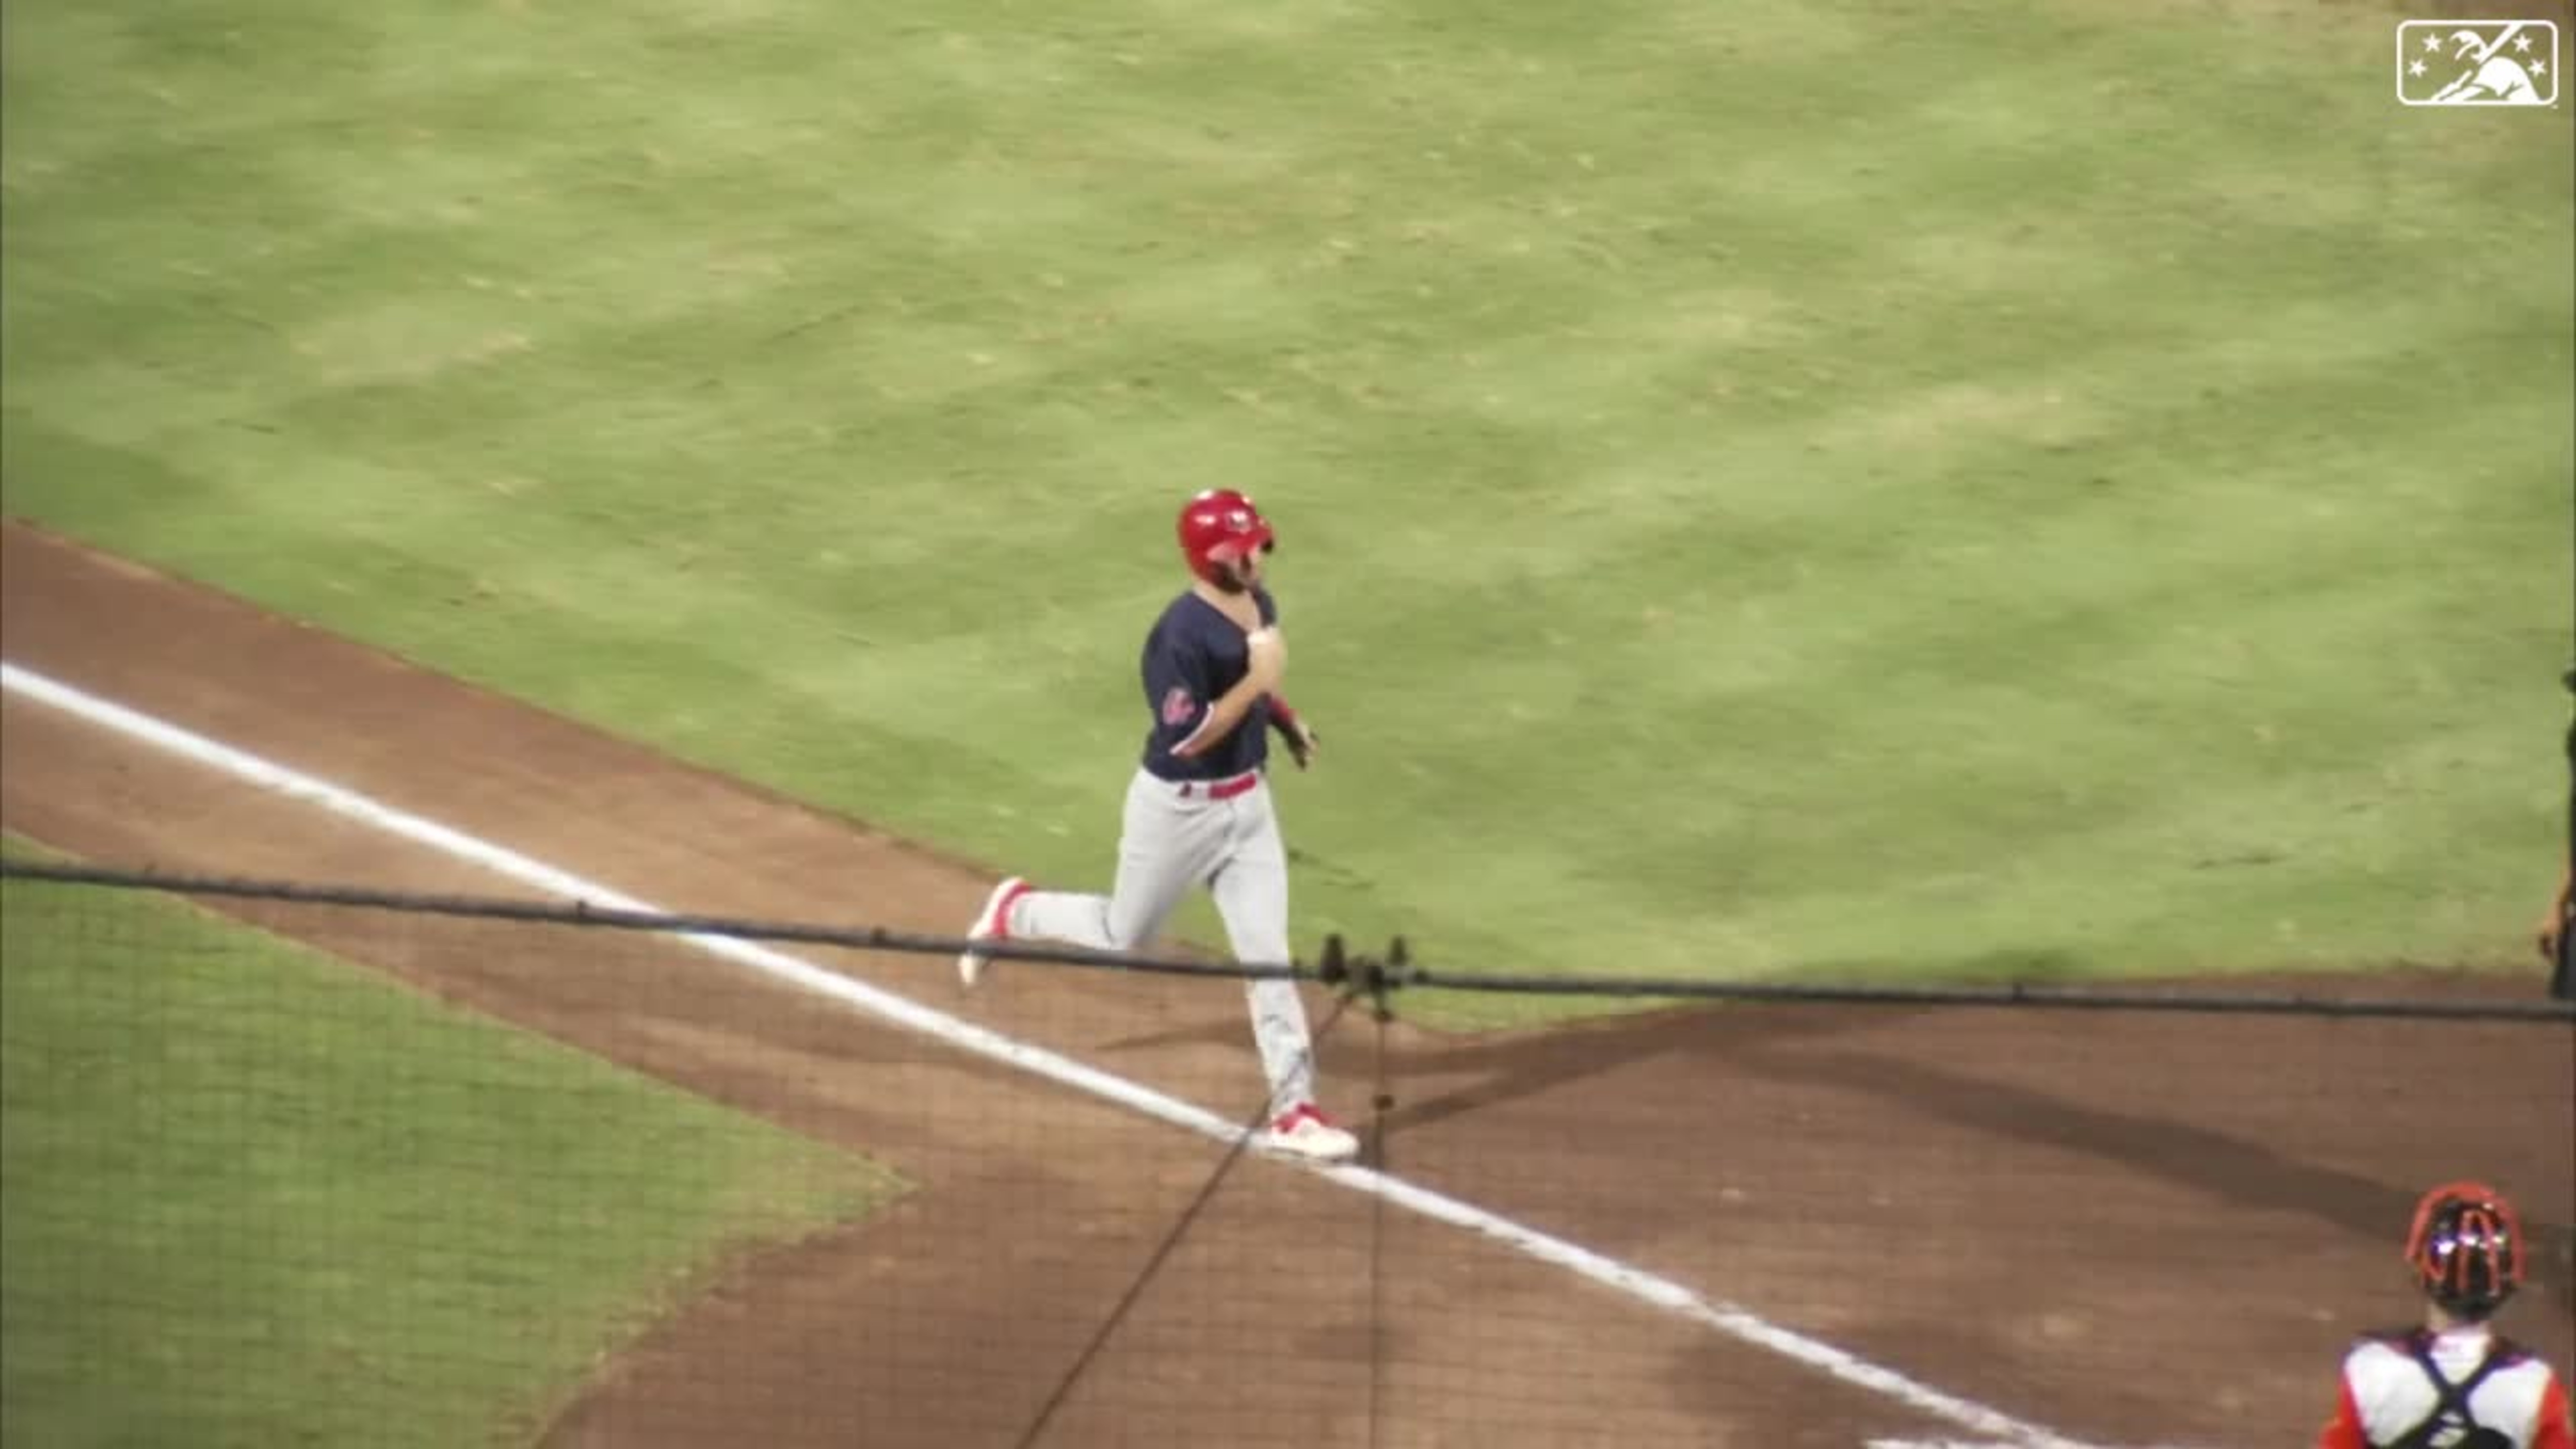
[2395,19,2558,106]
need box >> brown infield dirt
[2,518,2570,1448]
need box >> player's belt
[1176,770,1262,801]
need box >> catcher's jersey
[1138,587,1278,784]
[2315,1327,2572,1449]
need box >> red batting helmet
[1176,488,1274,585]
[2405,1180,2525,1319]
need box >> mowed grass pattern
[3,0,2568,999]
[0,871,897,1447]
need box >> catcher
[2315,1180,2572,1447]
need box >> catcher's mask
[2405,1180,2525,1319]
[1177,488,1275,586]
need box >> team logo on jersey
[1161,686,1197,726]
[2397,20,2557,106]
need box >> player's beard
[1214,555,1261,593]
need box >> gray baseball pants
[1007,767,1320,1114]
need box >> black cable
[7,857,2569,1022]
[1363,943,1405,1449]
[1012,988,1361,1449]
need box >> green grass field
[2,0,2568,992]
[0,870,899,1447]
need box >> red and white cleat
[1262,1102,1360,1164]
[956,878,1030,989]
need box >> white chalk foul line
[2,659,2105,1449]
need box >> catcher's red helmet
[2405,1180,2525,1319]
[1176,488,1274,585]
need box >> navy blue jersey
[1140,588,1277,782]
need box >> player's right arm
[1174,628,1284,760]
[2313,1374,2366,1449]
[2540,861,2573,964]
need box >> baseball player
[955,488,1359,1164]
[2543,667,2575,1002]
[2543,860,2572,1003]
[2316,1180,2572,1448]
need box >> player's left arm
[1269,695,1321,769]
[2532,1370,2574,1449]
[1252,588,1321,769]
